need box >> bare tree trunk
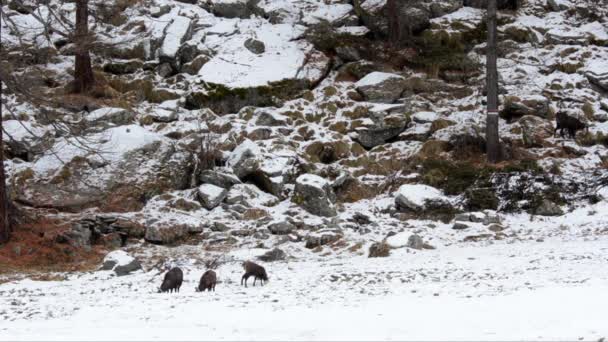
[73,0,95,93]
[387,0,401,44]
[486,0,501,163]
[0,82,10,244]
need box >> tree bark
[387,0,401,44]
[0,82,10,244]
[486,0,501,163]
[73,0,95,93]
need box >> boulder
[225,183,280,207]
[518,115,553,148]
[244,38,265,54]
[103,60,143,75]
[394,184,449,211]
[255,110,289,126]
[149,108,178,123]
[101,250,142,276]
[226,139,261,179]
[368,241,390,257]
[352,111,410,149]
[406,234,424,250]
[294,174,337,217]
[202,0,264,18]
[197,184,228,210]
[145,218,203,244]
[586,60,608,92]
[86,107,135,126]
[267,221,295,235]
[257,248,287,262]
[355,72,406,103]
[199,169,241,189]
[158,16,194,71]
[304,229,343,248]
[535,199,564,216]
[463,0,521,10]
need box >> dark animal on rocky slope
[159,267,183,293]
[241,260,268,287]
[196,270,217,292]
[555,111,587,139]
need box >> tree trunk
[73,0,95,93]
[0,82,10,244]
[486,0,501,163]
[387,0,401,44]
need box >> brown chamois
[196,270,217,292]
[158,267,183,293]
[241,260,268,287]
[555,105,588,139]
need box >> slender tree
[387,0,401,44]
[73,0,95,93]
[0,82,10,244]
[486,0,501,163]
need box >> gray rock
[368,241,390,257]
[156,63,174,78]
[199,169,241,189]
[488,224,505,232]
[353,111,409,149]
[158,16,194,70]
[355,72,407,103]
[535,200,564,216]
[257,248,286,262]
[304,229,343,248]
[267,221,295,235]
[406,234,424,250]
[244,38,265,54]
[203,0,263,18]
[210,222,230,232]
[452,222,470,230]
[114,258,142,276]
[197,184,228,209]
[294,174,337,217]
[103,60,143,75]
[151,5,171,18]
[86,107,135,127]
[144,219,202,244]
[255,111,288,126]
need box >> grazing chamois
[196,270,217,292]
[555,105,588,139]
[159,267,183,293]
[241,261,268,287]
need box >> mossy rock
[429,118,456,133]
[465,188,499,211]
[186,79,309,115]
[417,140,452,158]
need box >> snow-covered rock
[225,184,279,207]
[86,108,134,126]
[101,250,142,276]
[197,184,228,210]
[355,72,407,103]
[586,60,608,91]
[199,169,241,189]
[294,174,337,217]
[158,16,194,69]
[395,184,448,211]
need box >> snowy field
[1,234,607,341]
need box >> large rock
[225,183,280,207]
[199,169,241,189]
[158,16,194,71]
[355,72,407,103]
[15,126,192,213]
[395,184,449,211]
[463,0,521,10]
[267,221,295,235]
[244,38,265,54]
[100,250,142,276]
[294,174,337,217]
[305,229,343,248]
[144,217,204,244]
[202,0,264,18]
[586,60,608,91]
[257,248,287,262]
[351,109,410,149]
[535,199,564,216]
[86,107,134,127]
[197,184,228,209]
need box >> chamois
[241,261,268,287]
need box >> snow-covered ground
[1,233,607,341]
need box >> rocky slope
[1,0,607,265]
